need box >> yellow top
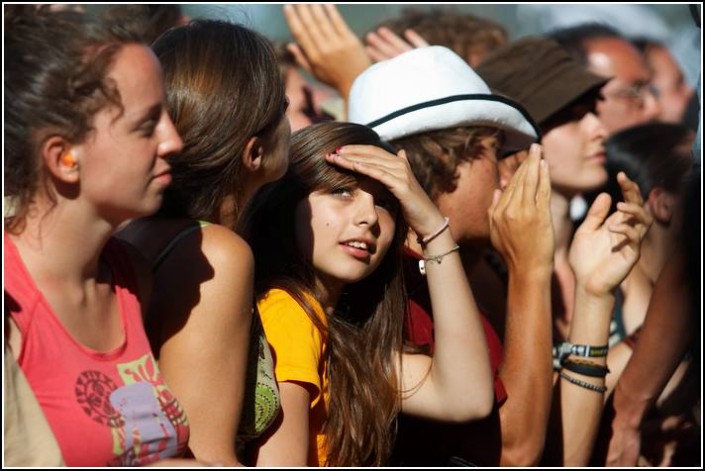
[258,289,330,466]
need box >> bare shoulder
[199,224,254,273]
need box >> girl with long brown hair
[244,122,494,466]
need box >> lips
[340,238,375,261]
[153,168,172,186]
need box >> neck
[10,197,116,283]
[314,275,344,317]
[217,178,261,231]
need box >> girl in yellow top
[244,122,495,466]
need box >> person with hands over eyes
[244,122,493,466]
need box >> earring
[62,152,77,168]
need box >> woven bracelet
[562,359,610,378]
[558,370,606,393]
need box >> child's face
[295,177,397,288]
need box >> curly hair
[374,9,508,66]
[391,126,500,201]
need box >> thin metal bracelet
[418,245,460,276]
[558,370,606,393]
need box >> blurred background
[82,4,700,79]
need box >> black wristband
[562,359,610,378]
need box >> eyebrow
[130,103,163,129]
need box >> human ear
[242,136,264,173]
[647,187,676,224]
[42,136,80,183]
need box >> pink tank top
[5,233,190,466]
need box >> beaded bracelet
[416,217,450,247]
[418,245,460,276]
[558,370,606,393]
[562,359,610,378]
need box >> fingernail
[336,146,344,153]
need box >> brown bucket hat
[475,36,609,127]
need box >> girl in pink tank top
[4,8,187,466]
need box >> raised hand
[488,144,554,274]
[569,172,653,296]
[284,4,371,100]
[325,145,446,238]
[365,26,430,63]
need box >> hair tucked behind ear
[244,122,407,465]
[153,20,287,224]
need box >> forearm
[425,230,494,417]
[555,287,614,466]
[612,251,693,430]
[497,269,553,466]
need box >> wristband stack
[554,341,609,394]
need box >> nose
[157,113,184,158]
[584,112,608,141]
[354,191,379,227]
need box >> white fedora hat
[348,46,539,155]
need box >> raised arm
[487,145,556,465]
[283,4,371,109]
[545,173,652,466]
[327,145,493,422]
[150,225,254,465]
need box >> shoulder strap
[153,221,211,272]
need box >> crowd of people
[4,4,701,467]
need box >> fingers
[580,193,613,231]
[537,158,551,211]
[365,27,414,62]
[617,171,644,206]
[520,144,543,207]
[403,28,430,48]
[324,4,351,36]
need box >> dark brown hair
[391,126,500,200]
[244,122,407,466]
[153,20,287,224]
[4,7,143,232]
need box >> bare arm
[546,173,652,466]
[152,225,254,465]
[253,382,311,466]
[328,145,493,422]
[606,248,693,466]
[487,145,555,465]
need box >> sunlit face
[74,44,182,225]
[541,100,608,196]
[586,37,660,134]
[435,136,501,245]
[295,177,397,292]
[646,44,694,124]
